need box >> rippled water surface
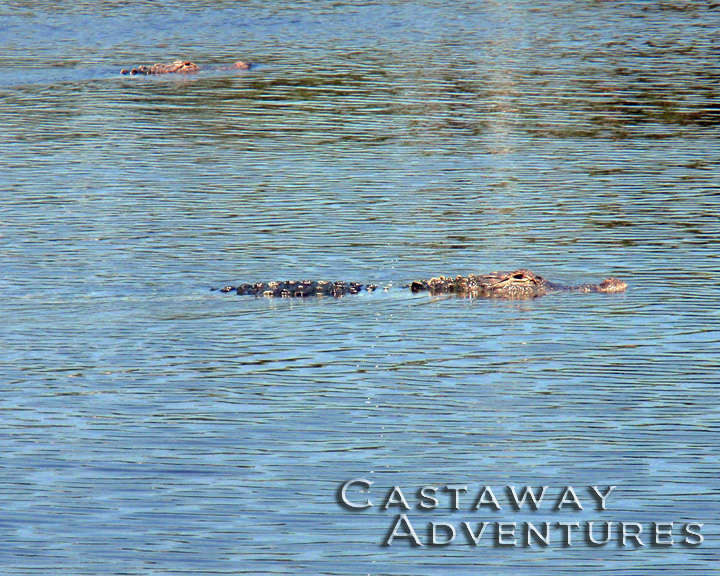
[1,1,720,574]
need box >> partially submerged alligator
[120,60,251,75]
[217,269,627,300]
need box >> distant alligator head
[217,269,627,300]
[120,60,251,75]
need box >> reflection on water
[1,1,719,574]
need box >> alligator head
[476,268,552,298]
[410,268,552,299]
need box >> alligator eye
[513,274,527,280]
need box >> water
[1,1,719,574]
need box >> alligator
[120,60,251,75]
[217,269,627,300]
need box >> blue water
[1,1,719,574]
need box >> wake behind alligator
[217,269,627,300]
